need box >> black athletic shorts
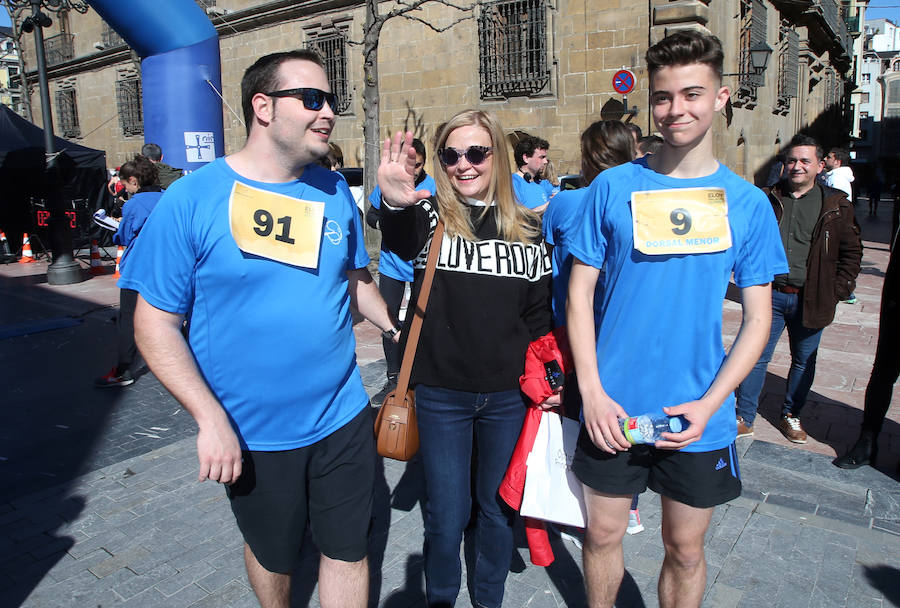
[572,425,742,509]
[226,406,376,573]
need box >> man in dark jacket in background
[736,134,862,443]
[141,142,183,189]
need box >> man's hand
[654,399,718,450]
[582,391,630,453]
[377,131,432,208]
[196,413,243,484]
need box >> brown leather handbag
[374,220,444,461]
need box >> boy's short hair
[639,135,664,156]
[787,134,824,161]
[241,49,325,135]
[646,30,724,81]
[828,147,850,166]
[513,136,549,168]
[412,137,427,161]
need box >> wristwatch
[381,326,401,340]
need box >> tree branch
[398,12,476,33]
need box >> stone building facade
[16,0,857,185]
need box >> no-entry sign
[612,69,636,95]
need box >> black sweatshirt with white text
[380,198,552,393]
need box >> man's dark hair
[412,137,426,161]
[829,147,850,166]
[646,30,724,80]
[241,49,325,135]
[140,143,163,161]
[787,134,824,161]
[513,136,549,168]
[639,134,664,156]
[119,155,159,187]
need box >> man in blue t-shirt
[566,32,787,608]
[120,51,400,608]
[365,137,436,401]
[512,135,552,212]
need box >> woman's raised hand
[377,131,433,208]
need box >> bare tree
[357,0,475,245]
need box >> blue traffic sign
[612,69,636,95]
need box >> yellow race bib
[228,181,325,269]
[631,187,732,255]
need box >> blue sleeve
[368,185,381,209]
[732,188,789,287]
[542,198,557,245]
[566,176,610,269]
[117,187,198,314]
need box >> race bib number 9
[228,181,325,269]
[632,187,732,255]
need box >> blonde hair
[433,110,539,243]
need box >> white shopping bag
[520,411,587,528]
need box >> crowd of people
[93,29,898,608]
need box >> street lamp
[723,42,774,78]
[10,0,90,285]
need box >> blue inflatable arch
[87,0,225,171]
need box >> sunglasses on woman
[438,146,493,167]
[264,87,338,111]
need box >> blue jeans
[736,290,823,425]
[415,385,526,608]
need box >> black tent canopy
[0,104,108,252]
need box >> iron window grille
[775,19,798,113]
[102,23,125,48]
[734,0,766,107]
[44,33,74,67]
[116,77,143,136]
[55,87,80,138]
[477,0,550,99]
[305,31,351,114]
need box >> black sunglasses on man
[265,87,338,112]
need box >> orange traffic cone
[0,231,11,256]
[89,239,104,275]
[113,245,124,278]
[19,233,36,263]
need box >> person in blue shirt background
[94,155,164,388]
[366,137,436,400]
[512,135,552,212]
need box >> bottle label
[621,417,646,444]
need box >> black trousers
[378,275,406,378]
[862,247,900,436]
[117,288,143,374]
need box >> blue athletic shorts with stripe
[572,430,742,509]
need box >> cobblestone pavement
[0,202,898,607]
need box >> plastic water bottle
[620,414,688,445]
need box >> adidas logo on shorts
[715,458,727,471]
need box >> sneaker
[626,509,644,535]
[94,368,134,388]
[779,414,807,444]
[843,296,858,305]
[736,416,754,438]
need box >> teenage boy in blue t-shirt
[566,32,788,608]
[121,51,400,608]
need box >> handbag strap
[394,219,445,396]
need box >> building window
[861,92,870,103]
[735,0,767,107]
[44,33,74,67]
[102,23,125,48]
[477,0,550,99]
[116,76,143,136]
[775,19,798,112]
[861,73,871,83]
[305,30,351,114]
[55,87,80,139]
[860,111,869,118]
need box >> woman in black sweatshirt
[378,110,555,608]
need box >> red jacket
[499,327,575,567]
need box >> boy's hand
[377,131,432,208]
[654,399,718,450]
[582,392,630,453]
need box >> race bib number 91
[632,187,732,255]
[228,181,325,269]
